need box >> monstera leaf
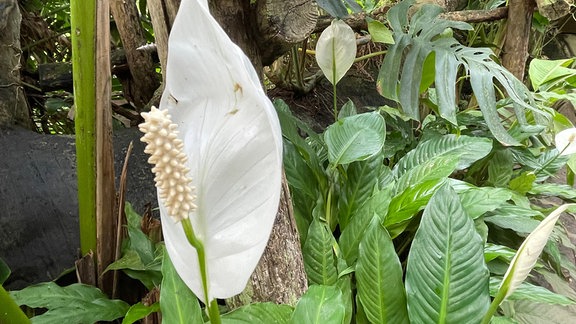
[378,0,537,145]
[151,0,283,302]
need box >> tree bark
[502,0,536,81]
[110,0,160,109]
[147,0,181,84]
[0,0,31,129]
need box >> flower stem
[181,218,221,324]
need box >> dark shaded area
[0,126,156,290]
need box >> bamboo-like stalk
[70,0,97,256]
[70,0,116,295]
[0,285,30,323]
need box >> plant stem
[71,0,97,255]
[181,218,221,324]
[0,285,30,323]
[354,50,387,62]
[333,81,338,121]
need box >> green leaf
[385,178,446,238]
[338,154,383,229]
[469,64,520,146]
[303,219,338,286]
[289,285,346,324]
[338,99,357,119]
[489,277,575,305]
[530,183,576,200]
[0,258,9,284]
[367,18,394,44]
[122,302,160,324]
[487,150,514,187]
[484,204,576,322]
[406,184,490,323]
[484,205,542,234]
[392,134,492,178]
[458,187,512,219]
[484,243,518,263]
[125,203,156,265]
[221,303,293,324]
[529,58,575,90]
[339,189,392,265]
[11,283,129,324]
[106,247,163,290]
[316,0,349,19]
[504,300,576,323]
[394,154,458,195]
[356,218,409,323]
[324,112,386,165]
[508,172,536,195]
[160,248,203,324]
[316,19,357,85]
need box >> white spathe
[158,0,282,302]
[315,19,357,85]
[555,128,576,155]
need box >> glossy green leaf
[316,19,357,85]
[159,0,283,301]
[458,187,512,219]
[367,18,394,44]
[160,249,203,324]
[303,219,338,286]
[339,189,392,265]
[11,283,129,324]
[385,178,446,237]
[487,150,514,187]
[289,285,346,324]
[122,302,160,324]
[529,58,575,90]
[338,154,383,229]
[356,218,409,323]
[489,277,575,305]
[392,134,492,178]
[406,184,490,323]
[508,172,536,195]
[324,112,385,165]
[394,154,458,195]
[221,303,293,324]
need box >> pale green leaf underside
[406,184,490,323]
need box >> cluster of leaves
[7,1,576,323]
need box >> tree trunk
[147,0,181,83]
[110,0,160,109]
[502,0,536,81]
[209,0,308,307]
[0,0,31,129]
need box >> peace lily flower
[139,0,282,308]
[555,128,576,155]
